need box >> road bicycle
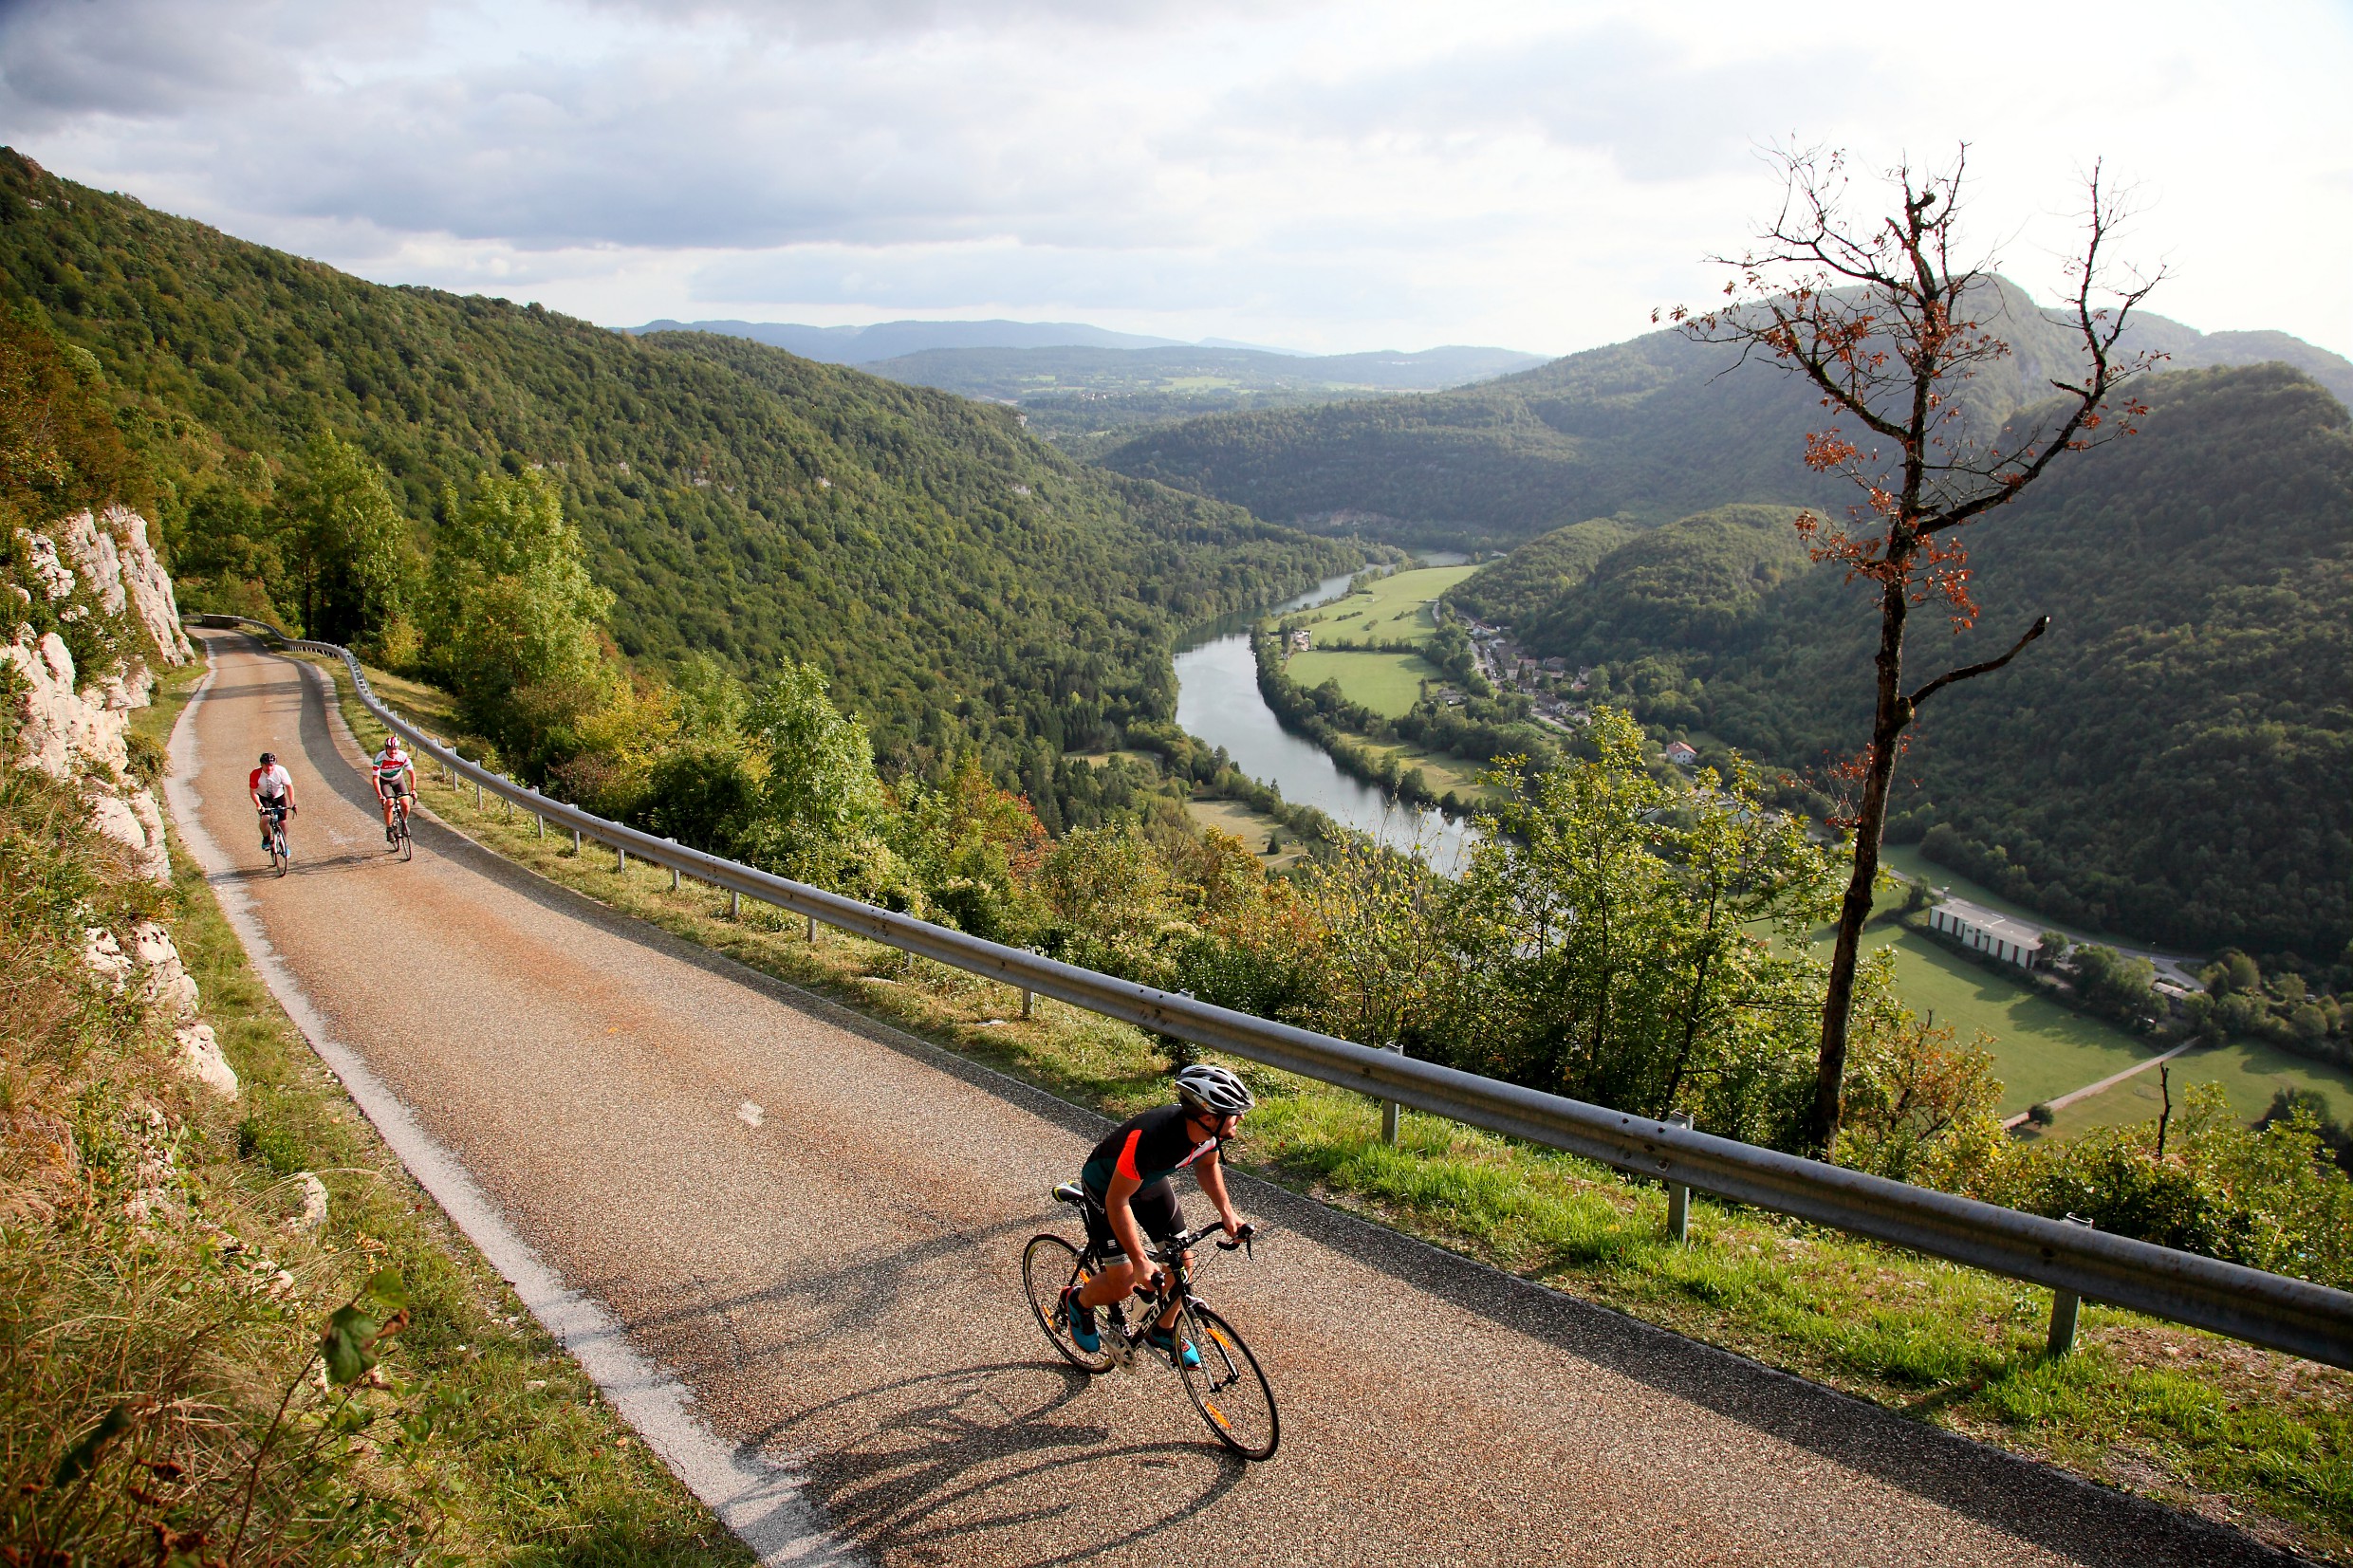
[258,802,291,876]
[1022,1182,1280,1461]
[384,790,413,860]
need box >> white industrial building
[1926,896,2047,969]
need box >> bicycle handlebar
[1149,1221,1257,1265]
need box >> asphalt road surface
[170,633,2293,1568]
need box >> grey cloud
[1253,25,1835,183]
[0,0,417,120]
[4,0,1195,249]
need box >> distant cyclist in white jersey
[248,751,296,854]
[372,735,416,845]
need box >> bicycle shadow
[747,1360,1248,1568]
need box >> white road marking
[168,648,853,1568]
[738,1100,766,1128]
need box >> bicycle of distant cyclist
[386,791,413,860]
[1022,1182,1279,1460]
[258,801,291,876]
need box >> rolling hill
[862,342,1546,454]
[1472,367,2352,963]
[623,317,1189,361]
[1102,281,2353,548]
[0,150,1352,778]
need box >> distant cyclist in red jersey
[371,734,416,844]
[249,750,297,854]
[1060,1063,1255,1367]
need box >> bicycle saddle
[1052,1181,1086,1207]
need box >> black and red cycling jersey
[1081,1105,1221,1199]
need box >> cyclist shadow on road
[216,848,392,884]
[750,1360,1249,1567]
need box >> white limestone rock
[288,1172,329,1231]
[83,926,133,990]
[134,919,199,1017]
[58,507,191,665]
[22,529,73,600]
[174,1023,239,1098]
[2,631,128,781]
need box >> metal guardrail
[199,615,2353,1371]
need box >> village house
[1663,741,1698,766]
[1926,897,2047,969]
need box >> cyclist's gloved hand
[1139,1265,1168,1300]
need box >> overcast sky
[4,0,2349,358]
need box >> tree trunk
[1809,574,1912,1152]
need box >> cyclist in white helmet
[371,734,416,846]
[1060,1062,1256,1367]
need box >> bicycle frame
[1068,1204,1249,1364]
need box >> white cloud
[3,0,2348,357]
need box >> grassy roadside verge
[13,655,751,1565]
[307,652,2352,1562]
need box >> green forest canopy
[1468,368,2352,964]
[0,149,1351,783]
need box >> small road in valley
[167,632,2288,1568]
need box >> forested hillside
[1444,517,1637,625]
[1490,366,2351,963]
[1102,279,2353,547]
[0,151,1349,781]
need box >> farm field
[1301,562,1481,646]
[1348,736,1498,804]
[1287,648,1446,716]
[2047,1037,2353,1135]
[1848,921,2158,1116]
[1185,794,1307,866]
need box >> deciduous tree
[1674,145,2162,1152]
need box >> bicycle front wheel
[1022,1234,1114,1374]
[272,827,289,876]
[1176,1303,1278,1460]
[398,810,413,860]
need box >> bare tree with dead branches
[1669,145,2163,1153]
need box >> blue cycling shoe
[1147,1327,1200,1369]
[1059,1287,1101,1354]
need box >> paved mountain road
[168,634,2287,1568]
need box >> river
[1173,569,1474,867]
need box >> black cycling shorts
[1083,1177,1186,1256]
[378,778,409,799]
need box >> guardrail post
[1021,988,1033,1021]
[806,913,816,943]
[535,813,544,839]
[473,779,482,809]
[1665,1110,1694,1244]
[617,844,627,873]
[1380,1042,1404,1146]
[2048,1213,2094,1355]
[729,890,740,919]
[571,828,581,856]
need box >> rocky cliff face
[9,506,234,1099]
[5,506,192,881]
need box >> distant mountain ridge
[624,318,1192,361]
[1100,279,2353,546]
[855,341,1547,454]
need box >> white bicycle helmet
[1176,1063,1255,1117]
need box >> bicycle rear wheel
[1175,1303,1278,1460]
[1022,1234,1115,1374]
